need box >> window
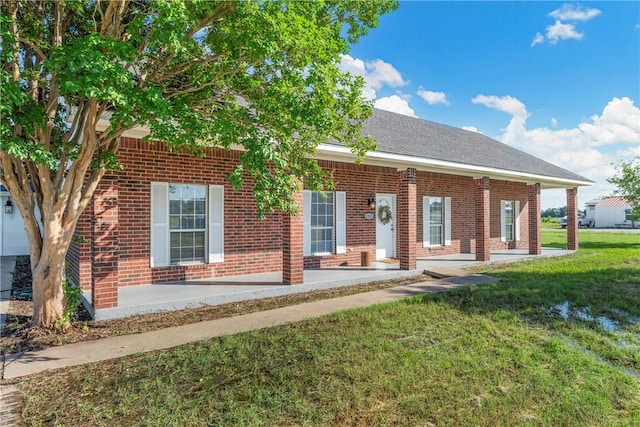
[303,191,346,256]
[169,184,206,264]
[310,191,334,254]
[150,182,224,267]
[504,201,514,242]
[625,208,633,221]
[500,200,520,243]
[423,196,451,247]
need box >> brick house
[67,108,592,317]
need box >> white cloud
[471,95,640,209]
[338,54,407,100]
[551,118,558,127]
[417,89,450,106]
[549,4,601,22]
[531,32,545,47]
[531,4,600,47]
[374,95,417,117]
[546,21,583,44]
[462,126,482,134]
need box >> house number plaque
[364,213,375,220]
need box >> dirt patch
[1,273,431,355]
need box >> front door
[375,193,396,259]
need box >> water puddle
[547,301,640,379]
[550,301,620,332]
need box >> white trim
[303,191,311,256]
[515,200,521,241]
[444,196,452,246]
[85,110,591,189]
[315,144,593,188]
[150,182,169,267]
[208,185,224,263]
[500,200,507,243]
[335,191,346,254]
[422,196,430,247]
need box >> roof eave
[316,144,594,189]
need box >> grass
[17,231,640,426]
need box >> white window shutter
[208,185,224,263]
[150,182,169,267]
[444,197,452,246]
[303,190,311,256]
[422,196,430,247]
[500,200,507,242]
[515,200,521,241]
[336,191,346,254]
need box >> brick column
[91,175,120,310]
[282,187,304,285]
[397,168,417,270]
[528,183,542,255]
[475,177,491,261]
[566,187,579,250]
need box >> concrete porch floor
[86,248,573,320]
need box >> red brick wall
[70,139,534,291]
[566,187,579,250]
[417,172,477,257]
[303,160,399,268]
[488,179,529,251]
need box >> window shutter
[515,200,521,241]
[422,196,430,247]
[150,182,169,267]
[444,197,452,246]
[500,200,507,242]
[336,191,346,254]
[208,185,224,263]
[303,190,311,256]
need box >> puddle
[549,301,621,332]
[547,301,640,379]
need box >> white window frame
[423,196,451,247]
[150,182,224,267]
[303,190,346,256]
[500,200,520,243]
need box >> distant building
[0,185,31,256]
[585,197,634,228]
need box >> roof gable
[330,108,592,184]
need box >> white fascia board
[315,144,593,189]
[83,110,591,189]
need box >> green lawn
[20,231,640,426]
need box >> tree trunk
[31,249,66,329]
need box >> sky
[339,1,640,210]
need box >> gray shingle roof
[330,108,592,183]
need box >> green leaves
[2,0,398,215]
[608,157,640,214]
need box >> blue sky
[340,1,640,209]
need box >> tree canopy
[0,0,398,328]
[608,156,640,222]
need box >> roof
[595,197,631,207]
[322,108,593,187]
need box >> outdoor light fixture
[367,196,376,210]
[4,199,13,215]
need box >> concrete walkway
[2,268,498,380]
[91,248,573,320]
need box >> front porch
[85,248,573,320]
